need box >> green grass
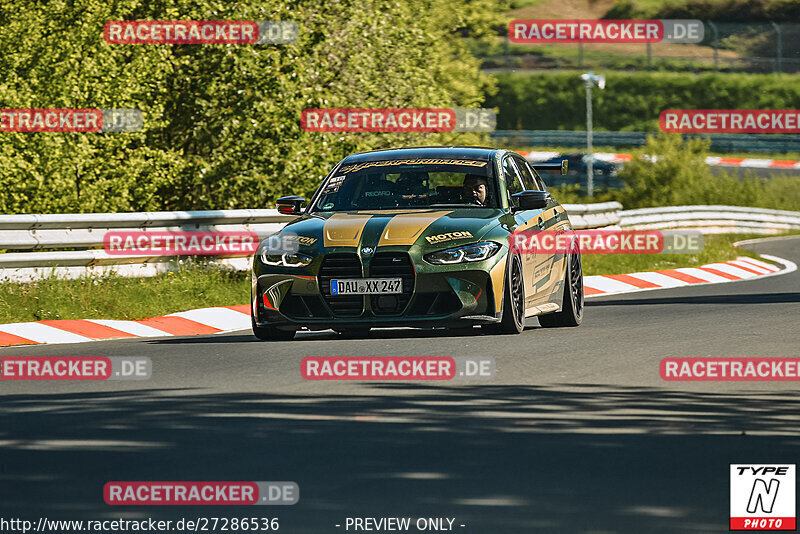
[0,233,791,325]
[0,264,250,324]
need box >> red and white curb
[584,255,794,298]
[0,256,792,347]
[0,305,251,348]
[520,151,800,169]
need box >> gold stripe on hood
[377,211,453,246]
[323,213,372,247]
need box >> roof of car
[343,146,504,163]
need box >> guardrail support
[708,22,719,71]
[770,22,782,73]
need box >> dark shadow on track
[148,324,543,345]
[587,291,800,307]
[1,384,798,532]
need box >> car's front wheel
[482,254,525,335]
[251,313,296,341]
[539,248,583,327]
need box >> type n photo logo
[730,464,796,530]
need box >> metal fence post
[586,81,593,197]
[708,22,719,70]
[505,32,511,67]
[770,22,782,73]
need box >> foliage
[487,71,800,131]
[550,134,800,212]
[617,134,800,210]
[0,0,506,214]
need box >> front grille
[318,254,364,316]
[368,252,415,315]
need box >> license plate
[331,278,402,295]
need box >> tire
[334,327,371,339]
[251,313,296,341]
[482,254,525,335]
[538,248,583,328]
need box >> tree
[0,0,506,213]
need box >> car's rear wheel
[334,327,371,339]
[251,313,296,341]
[482,254,525,335]
[538,248,583,327]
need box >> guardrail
[1,204,797,282]
[0,210,294,282]
[562,202,622,230]
[619,205,800,234]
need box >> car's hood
[275,208,505,251]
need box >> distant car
[533,153,623,189]
[251,146,583,341]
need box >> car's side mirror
[276,195,307,215]
[512,190,550,211]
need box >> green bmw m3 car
[251,146,583,340]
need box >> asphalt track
[1,236,799,533]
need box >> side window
[513,156,546,191]
[502,156,524,207]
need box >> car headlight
[260,250,312,267]
[424,241,501,265]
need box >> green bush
[487,71,800,131]
[552,134,800,211]
[550,184,621,205]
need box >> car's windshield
[310,159,498,211]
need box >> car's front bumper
[251,250,506,330]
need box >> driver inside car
[462,174,489,206]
